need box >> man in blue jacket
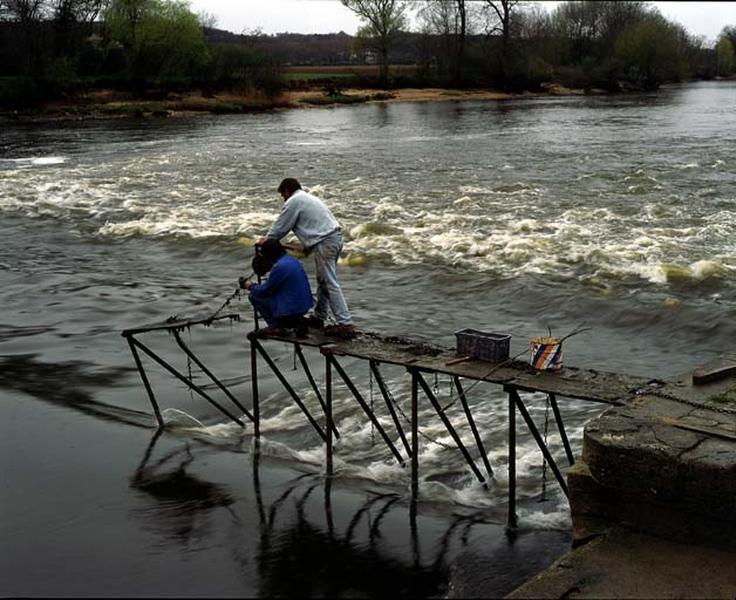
[241,239,313,337]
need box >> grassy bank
[0,81,602,121]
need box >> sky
[187,1,735,43]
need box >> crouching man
[240,239,312,337]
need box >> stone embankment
[509,357,736,599]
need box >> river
[1,81,734,597]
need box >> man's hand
[255,237,267,246]
[238,276,252,290]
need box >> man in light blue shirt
[259,178,355,338]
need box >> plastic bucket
[530,336,563,371]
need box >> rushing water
[1,81,735,597]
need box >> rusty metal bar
[250,335,260,438]
[507,387,517,529]
[122,313,239,336]
[508,387,568,497]
[250,335,327,443]
[328,354,405,466]
[125,335,164,428]
[415,372,486,486]
[549,393,575,466]
[410,369,419,499]
[129,337,245,427]
[453,376,494,480]
[370,360,411,459]
[173,330,254,423]
[325,350,333,477]
[296,344,339,440]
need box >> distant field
[282,64,417,81]
[283,72,358,81]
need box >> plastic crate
[455,329,511,362]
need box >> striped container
[530,336,563,371]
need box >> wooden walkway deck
[263,328,656,406]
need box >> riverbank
[0,83,594,121]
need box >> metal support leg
[125,335,164,428]
[296,344,339,439]
[454,376,494,480]
[130,337,245,427]
[509,387,568,497]
[173,330,254,422]
[329,354,405,466]
[250,335,260,439]
[507,387,517,529]
[411,369,419,499]
[370,360,412,458]
[325,351,333,477]
[549,393,575,466]
[415,372,485,486]
[250,335,327,443]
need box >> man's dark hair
[252,239,286,276]
[277,178,301,195]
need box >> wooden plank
[692,356,736,385]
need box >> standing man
[259,178,355,338]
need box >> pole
[507,386,517,529]
[411,369,419,499]
[325,349,333,477]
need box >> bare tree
[482,0,521,80]
[418,0,470,85]
[341,0,407,87]
[0,0,47,22]
[52,0,107,24]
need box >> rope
[633,385,736,416]
[204,287,243,325]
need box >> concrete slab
[507,527,736,599]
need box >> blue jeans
[249,294,278,328]
[312,232,352,325]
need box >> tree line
[1,0,734,108]
[346,0,736,90]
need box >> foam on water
[1,150,731,291]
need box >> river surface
[1,81,735,597]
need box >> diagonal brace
[370,360,412,459]
[295,344,339,440]
[130,337,245,427]
[415,371,486,486]
[329,354,405,466]
[173,330,253,422]
[507,387,568,497]
[252,338,327,443]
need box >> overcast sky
[188,1,734,43]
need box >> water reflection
[130,433,549,598]
[130,431,236,545]
[0,353,146,427]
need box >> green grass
[283,72,358,81]
[711,386,736,405]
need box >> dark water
[1,81,735,596]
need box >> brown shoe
[324,324,356,339]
